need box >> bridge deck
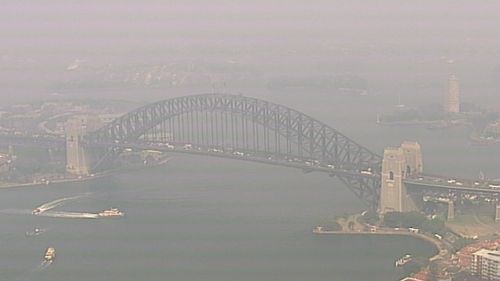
[115,142,380,180]
[405,175,500,194]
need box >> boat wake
[40,211,98,219]
[8,260,53,281]
[37,260,53,270]
[34,194,90,213]
[25,228,48,237]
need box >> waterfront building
[471,249,500,280]
[444,75,460,113]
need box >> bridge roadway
[101,141,500,196]
[135,142,500,197]
[405,175,500,195]
[104,141,380,180]
[0,133,64,147]
[1,133,499,196]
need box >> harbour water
[0,155,437,281]
[1,94,500,281]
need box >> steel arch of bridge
[86,93,382,207]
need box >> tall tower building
[444,75,460,113]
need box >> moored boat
[395,254,412,267]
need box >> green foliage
[347,221,355,231]
[382,212,445,234]
[421,217,446,235]
[330,221,342,231]
[362,210,380,225]
[383,211,426,228]
[451,237,474,253]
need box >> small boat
[26,227,46,237]
[32,208,42,215]
[44,247,56,261]
[395,254,412,267]
[98,208,124,217]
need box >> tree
[348,221,355,231]
[383,212,402,228]
[362,210,380,225]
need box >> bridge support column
[447,201,455,221]
[65,116,102,176]
[495,204,500,222]
[401,141,423,177]
[380,141,422,214]
[380,147,408,213]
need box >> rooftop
[473,249,500,262]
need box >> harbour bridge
[84,93,383,209]
[2,93,500,216]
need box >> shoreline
[0,173,108,190]
[312,228,446,261]
[0,157,174,190]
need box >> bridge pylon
[495,204,500,222]
[401,141,423,176]
[447,201,455,221]
[65,116,102,176]
[379,141,422,214]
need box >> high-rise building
[471,249,500,280]
[444,75,460,113]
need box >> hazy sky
[2,1,500,102]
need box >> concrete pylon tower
[495,204,500,222]
[65,116,103,176]
[444,75,460,113]
[65,118,89,175]
[401,141,423,177]
[447,201,455,221]
[380,147,408,213]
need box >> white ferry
[395,254,412,267]
[44,247,56,261]
[98,208,124,217]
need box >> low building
[471,249,500,280]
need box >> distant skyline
[1,1,500,104]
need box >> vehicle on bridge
[360,168,373,175]
[232,151,244,156]
[489,183,500,189]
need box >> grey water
[1,94,500,281]
[0,156,436,281]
